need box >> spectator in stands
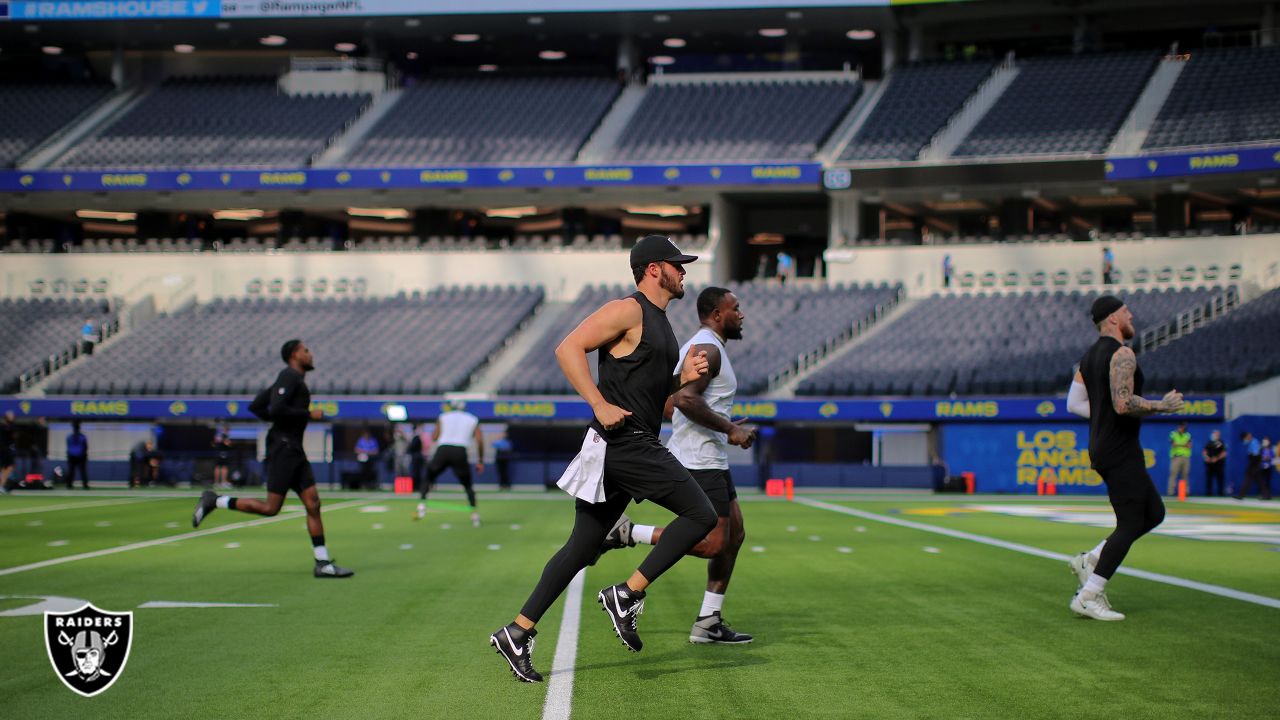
[493,432,513,491]
[1102,247,1116,285]
[65,421,89,490]
[943,254,955,288]
[776,250,794,284]
[1202,430,1227,497]
[355,428,380,490]
[0,412,15,493]
[1167,422,1192,496]
[81,317,97,356]
[212,425,233,489]
[1234,432,1269,500]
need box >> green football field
[2,489,1278,720]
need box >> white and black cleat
[192,490,218,527]
[314,560,354,578]
[588,513,636,566]
[689,613,754,644]
[489,624,542,683]
[597,582,645,652]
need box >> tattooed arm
[1109,346,1184,417]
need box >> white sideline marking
[0,500,369,577]
[797,498,1280,610]
[138,601,277,609]
[542,569,585,720]
[0,595,90,616]
[0,498,158,517]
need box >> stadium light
[539,50,567,60]
[174,44,195,54]
[76,210,137,222]
[347,208,410,219]
[406,52,419,60]
[384,404,408,422]
[663,38,686,48]
[846,29,877,40]
[334,42,357,53]
[42,45,62,55]
[485,206,539,219]
[259,35,287,47]
[527,16,544,25]
[650,56,676,66]
[758,28,787,38]
[213,209,266,221]
[453,34,480,43]
[478,64,498,72]
[625,205,689,217]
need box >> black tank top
[591,291,679,441]
[1080,336,1144,470]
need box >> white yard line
[0,498,161,517]
[0,500,370,577]
[796,497,1280,610]
[542,569,586,720]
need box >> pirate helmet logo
[44,603,133,697]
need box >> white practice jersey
[667,327,736,470]
[436,410,478,448]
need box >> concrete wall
[824,234,1280,297]
[1,249,715,304]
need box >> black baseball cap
[630,234,698,269]
[1090,295,1125,324]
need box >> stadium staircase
[464,300,575,393]
[576,84,649,163]
[918,52,1018,162]
[1135,284,1242,355]
[18,87,146,170]
[1108,51,1190,155]
[767,294,916,398]
[817,78,884,163]
[313,88,405,167]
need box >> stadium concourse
[2,0,1280,717]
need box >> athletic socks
[216,496,236,510]
[633,525,657,545]
[1088,539,1106,565]
[698,591,725,618]
[312,534,330,562]
[1080,572,1108,600]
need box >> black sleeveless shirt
[1080,336,1144,471]
[591,291,679,441]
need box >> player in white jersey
[416,400,485,527]
[600,287,757,644]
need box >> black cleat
[588,513,637,566]
[314,560,354,578]
[598,583,645,652]
[489,624,542,683]
[689,613,753,644]
[192,490,217,527]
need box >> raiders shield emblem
[44,603,133,697]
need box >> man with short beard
[192,340,353,578]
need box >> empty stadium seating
[0,298,115,393]
[1141,286,1280,392]
[1143,45,1280,150]
[0,82,113,167]
[56,77,370,169]
[499,281,900,395]
[610,76,861,162]
[346,77,619,166]
[45,287,543,396]
[840,61,993,162]
[954,52,1157,157]
[796,286,1223,397]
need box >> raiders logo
[44,603,133,697]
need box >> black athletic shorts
[428,445,472,483]
[688,468,736,516]
[266,442,316,496]
[1096,453,1155,503]
[602,435,695,502]
[0,449,13,468]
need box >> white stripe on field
[0,498,160,517]
[796,497,1280,610]
[542,569,585,720]
[0,500,369,577]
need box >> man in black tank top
[1066,296,1183,621]
[489,235,718,683]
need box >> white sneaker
[1070,592,1125,621]
[1068,552,1094,587]
[414,502,426,520]
[471,511,481,528]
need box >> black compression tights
[1095,459,1166,580]
[519,480,716,623]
